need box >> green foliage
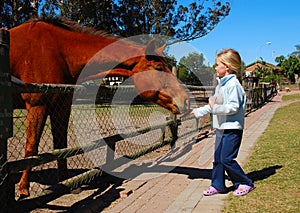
[280,55,300,83]
[264,72,277,83]
[177,63,190,83]
[0,0,38,27]
[252,61,287,84]
[275,55,285,66]
[274,45,300,83]
[1,0,231,43]
[178,52,214,85]
[290,44,300,58]
[253,65,271,82]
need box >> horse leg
[49,94,72,181]
[19,104,47,198]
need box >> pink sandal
[233,184,255,196]
[203,186,223,196]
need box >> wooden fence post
[0,29,14,212]
[169,66,179,147]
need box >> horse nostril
[173,104,180,114]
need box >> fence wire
[5,84,209,202]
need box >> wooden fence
[0,29,277,212]
[245,83,277,114]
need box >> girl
[191,49,255,196]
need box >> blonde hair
[216,48,242,82]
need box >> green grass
[282,93,300,101]
[223,94,300,213]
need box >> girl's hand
[181,109,193,117]
[209,96,217,109]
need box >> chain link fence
[1,78,212,212]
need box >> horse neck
[58,30,145,79]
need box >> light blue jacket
[193,74,246,130]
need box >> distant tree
[275,55,285,66]
[274,45,300,83]
[280,56,300,83]
[112,0,231,42]
[178,52,214,85]
[290,44,300,58]
[40,0,59,16]
[54,0,119,33]
[177,63,190,83]
[1,0,231,44]
[0,0,39,28]
[253,65,271,82]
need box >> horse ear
[145,39,166,56]
[145,39,156,55]
[156,44,167,55]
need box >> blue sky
[169,0,300,66]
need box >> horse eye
[156,65,164,72]
[146,62,164,72]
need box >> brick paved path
[41,90,300,213]
[96,92,288,213]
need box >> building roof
[245,61,280,73]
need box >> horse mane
[26,17,166,52]
[28,16,120,40]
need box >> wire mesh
[7,85,183,200]
[0,82,235,211]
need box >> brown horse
[9,18,189,198]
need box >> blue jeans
[211,129,253,191]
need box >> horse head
[128,40,190,114]
[80,39,190,114]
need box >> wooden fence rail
[245,84,277,113]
